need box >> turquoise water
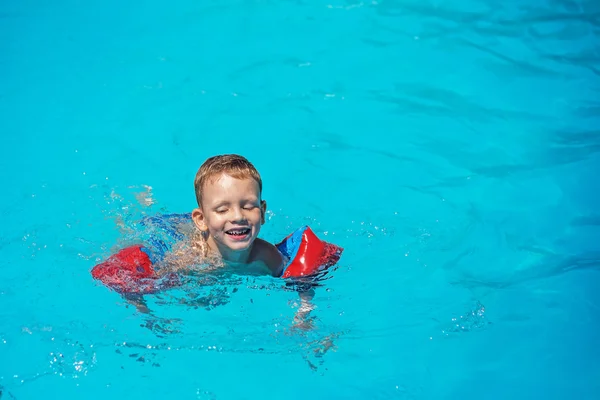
[1,0,599,398]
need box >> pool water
[1,0,599,398]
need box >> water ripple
[2,0,600,397]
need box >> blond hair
[194,154,262,206]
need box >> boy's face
[192,173,266,262]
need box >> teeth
[227,229,249,235]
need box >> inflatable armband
[276,226,343,279]
[91,245,179,294]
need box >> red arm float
[276,226,343,279]
[91,245,177,294]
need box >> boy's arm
[254,239,318,330]
[292,287,316,330]
[123,293,151,314]
[254,238,285,277]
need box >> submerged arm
[292,286,316,331]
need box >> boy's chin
[223,236,254,250]
[226,243,252,252]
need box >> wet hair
[194,154,262,206]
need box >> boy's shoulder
[252,238,284,277]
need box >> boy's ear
[260,200,267,224]
[192,208,208,232]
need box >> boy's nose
[230,207,246,222]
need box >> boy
[94,154,320,329]
[190,154,285,276]
[189,154,316,329]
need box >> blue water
[1,0,599,398]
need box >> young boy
[94,154,322,328]
[189,154,316,329]
[189,154,285,276]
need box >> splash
[440,301,489,336]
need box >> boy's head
[193,154,262,207]
[192,154,267,262]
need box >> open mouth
[226,228,251,237]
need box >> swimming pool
[1,0,599,398]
